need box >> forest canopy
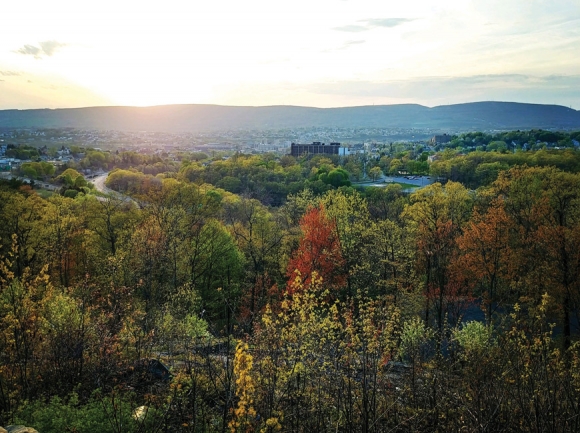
[1,134,580,432]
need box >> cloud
[39,40,66,56]
[15,40,66,58]
[345,40,365,46]
[363,18,413,28]
[333,25,367,32]
[0,71,22,76]
[17,44,41,57]
[334,17,413,32]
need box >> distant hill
[0,102,579,132]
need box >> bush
[64,189,79,199]
[15,391,162,433]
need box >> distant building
[338,143,366,156]
[429,134,452,146]
[290,142,341,157]
[427,154,441,163]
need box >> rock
[0,427,7,433]
[6,426,39,433]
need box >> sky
[1,0,579,110]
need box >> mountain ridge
[0,101,578,132]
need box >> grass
[35,189,55,199]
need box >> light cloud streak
[334,17,413,32]
[363,18,413,27]
[333,25,367,32]
[16,40,67,58]
[0,71,22,76]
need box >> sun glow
[1,0,579,109]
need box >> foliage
[453,320,493,356]
[431,148,580,188]
[15,391,163,433]
[1,155,580,431]
[229,341,256,432]
[286,205,345,292]
[20,161,55,179]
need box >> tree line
[0,154,580,431]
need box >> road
[92,172,137,205]
[92,173,113,194]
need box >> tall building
[429,134,452,146]
[290,142,341,157]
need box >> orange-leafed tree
[492,166,580,347]
[533,170,580,348]
[286,205,346,293]
[404,182,472,333]
[454,200,514,323]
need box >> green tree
[368,166,383,182]
[188,219,243,325]
[0,190,47,277]
[42,195,86,287]
[321,190,375,297]
[389,158,402,175]
[226,197,285,324]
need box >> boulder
[6,426,39,433]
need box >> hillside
[0,101,579,132]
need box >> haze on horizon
[1,0,579,111]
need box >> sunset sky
[1,0,579,110]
